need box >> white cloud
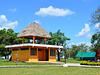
[0,15,18,30]
[77,24,90,37]
[8,8,17,12]
[95,23,100,28]
[35,6,74,16]
[0,15,7,23]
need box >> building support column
[44,37,47,44]
[33,36,35,44]
[48,48,50,61]
[22,37,24,44]
[37,48,38,61]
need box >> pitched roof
[17,22,51,38]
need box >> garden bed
[80,61,100,66]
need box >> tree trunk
[4,55,7,59]
[57,50,60,61]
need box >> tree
[0,44,11,59]
[91,32,100,50]
[0,29,22,59]
[48,30,70,46]
[91,7,100,50]
[92,7,100,25]
[0,29,17,45]
[48,30,70,61]
[67,44,90,58]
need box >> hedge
[80,61,100,66]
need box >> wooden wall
[12,48,38,62]
[12,49,29,61]
[11,47,57,62]
[49,48,56,62]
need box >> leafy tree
[48,30,70,61]
[0,44,11,59]
[67,44,90,58]
[91,32,100,50]
[48,30,70,46]
[0,29,17,45]
[0,29,22,59]
[91,7,100,50]
[92,7,100,24]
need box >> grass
[0,66,100,75]
[61,58,80,63]
[0,59,99,75]
[0,58,80,66]
[0,59,62,66]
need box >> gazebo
[5,22,63,62]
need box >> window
[50,49,56,56]
[30,48,37,55]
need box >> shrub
[80,61,100,66]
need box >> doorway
[38,48,49,61]
[38,48,44,61]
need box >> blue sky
[0,0,100,46]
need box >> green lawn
[0,66,100,75]
[0,59,63,66]
[61,58,80,63]
[0,59,99,75]
[0,58,80,66]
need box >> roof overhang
[17,35,51,39]
[5,43,63,49]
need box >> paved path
[63,63,100,68]
[0,63,100,68]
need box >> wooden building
[5,22,63,62]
